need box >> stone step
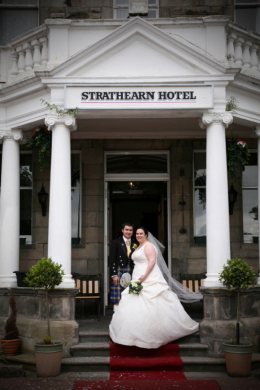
[175,331,201,344]
[61,356,110,373]
[79,331,109,343]
[71,342,110,357]
[179,343,208,357]
[182,356,226,372]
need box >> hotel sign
[64,84,213,110]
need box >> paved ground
[1,314,260,390]
[1,371,260,390]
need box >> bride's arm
[138,243,156,283]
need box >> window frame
[71,150,82,242]
[113,0,159,19]
[20,151,33,245]
[193,150,206,242]
[242,150,258,244]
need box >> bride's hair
[136,226,148,236]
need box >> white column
[200,112,233,287]
[255,125,260,284]
[0,129,23,287]
[45,114,77,288]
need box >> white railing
[0,25,48,83]
[226,22,260,71]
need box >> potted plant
[219,258,257,377]
[0,290,20,355]
[24,257,65,377]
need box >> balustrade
[1,34,49,80]
[227,26,260,71]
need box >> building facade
[0,1,260,355]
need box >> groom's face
[122,225,133,239]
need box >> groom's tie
[126,240,131,258]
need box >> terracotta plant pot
[223,342,252,377]
[0,338,20,355]
[35,342,63,377]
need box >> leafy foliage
[226,138,251,182]
[24,258,65,340]
[4,291,19,340]
[226,96,238,112]
[26,126,52,171]
[24,257,64,290]
[219,258,256,290]
[219,258,256,345]
[40,99,78,116]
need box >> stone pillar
[255,125,260,285]
[200,112,233,287]
[0,129,23,287]
[45,114,77,288]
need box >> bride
[109,226,201,349]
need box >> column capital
[45,113,77,132]
[254,125,260,137]
[0,128,23,143]
[199,112,233,129]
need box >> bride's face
[136,229,147,245]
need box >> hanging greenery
[226,137,251,182]
[26,126,52,171]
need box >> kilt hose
[110,264,133,304]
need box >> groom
[109,222,138,310]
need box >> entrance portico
[0,16,260,305]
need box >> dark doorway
[109,181,168,262]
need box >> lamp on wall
[37,184,48,216]
[228,184,238,215]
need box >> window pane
[20,154,32,187]
[242,165,258,187]
[0,10,38,45]
[20,189,32,235]
[107,154,167,173]
[115,9,129,18]
[194,188,206,236]
[115,0,129,5]
[149,0,157,4]
[71,189,80,238]
[243,189,258,242]
[236,9,256,31]
[194,153,206,186]
[71,154,80,187]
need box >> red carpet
[109,342,185,380]
[73,380,221,390]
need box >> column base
[0,275,17,287]
[203,273,223,287]
[59,275,75,289]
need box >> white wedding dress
[109,243,199,349]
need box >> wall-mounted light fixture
[37,184,48,216]
[228,184,238,215]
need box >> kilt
[110,264,133,304]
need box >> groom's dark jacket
[109,237,138,278]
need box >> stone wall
[19,137,259,283]
[200,287,260,356]
[39,0,234,23]
[0,288,79,357]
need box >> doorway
[103,151,171,308]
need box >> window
[193,152,206,241]
[20,152,33,244]
[0,1,39,46]
[114,0,158,19]
[71,152,81,243]
[235,1,260,34]
[242,152,258,243]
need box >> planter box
[13,271,29,287]
[71,238,80,245]
[194,236,206,243]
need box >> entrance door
[104,151,171,308]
